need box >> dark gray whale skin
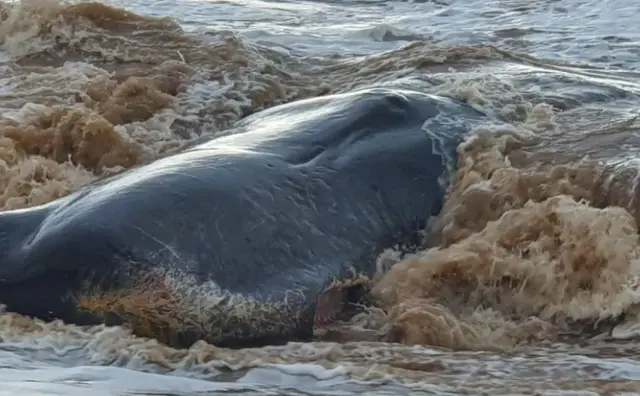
[0,88,486,348]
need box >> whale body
[0,88,486,348]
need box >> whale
[0,87,487,348]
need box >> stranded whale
[0,88,486,348]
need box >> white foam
[612,314,640,340]
[238,364,347,387]
[0,366,241,395]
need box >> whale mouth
[314,287,346,327]
[313,284,368,328]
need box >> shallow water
[1,0,640,395]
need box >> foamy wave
[364,123,640,350]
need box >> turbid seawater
[1,0,640,394]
